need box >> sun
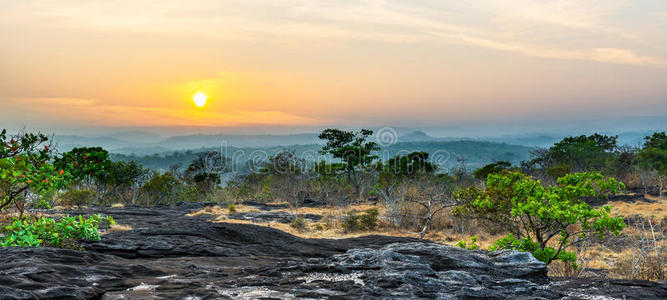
[193,92,207,107]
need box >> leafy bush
[456,236,480,250]
[488,233,577,268]
[1,214,115,249]
[473,161,512,180]
[0,130,67,213]
[54,147,110,184]
[228,203,236,213]
[546,164,571,179]
[59,189,97,207]
[454,171,626,266]
[342,209,379,233]
[342,213,361,233]
[359,208,379,230]
[141,172,183,205]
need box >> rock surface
[227,211,322,224]
[0,204,664,299]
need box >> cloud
[2,0,664,66]
[2,97,322,127]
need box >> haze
[1,0,666,135]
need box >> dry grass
[186,204,261,217]
[111,203,125,208]
[191,202,497,245]
[609,198,666,225]
[104,224,133,234]
[186,196,666,280]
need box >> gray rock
[0,205,664,299]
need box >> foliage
[635,148,667,176]
[341,213,361,233]
[313,161,347,177]
[634,131,667,196]
[546,164,571,180]
[261,150,305,175]
[141,172,184,204]
[184,151,223,196]
[473,161,512,180]
[59,189,97,207]
[456,236,480,250]
[97,160,148,189]
[0,130,66,212]
[359,208,379,230]
[454,171,626,265]
[383,152,437,177]
[54,147,111,183]
[488,233,577,268]
[227,203,236,213]
[319,128,379,195]
[529,134,618,174]
[342,209,379,232]
[642,131,667,150]
[1,214,115,249]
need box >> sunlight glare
[193,92,207,107]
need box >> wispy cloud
[1,0,664,66]
[4,97,322,127]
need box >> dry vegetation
[189,195,666,280]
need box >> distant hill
[106,131,164,143]
[53,127,662,157]
[398,130,443,142]
[112,140,534,174]
[160,133,320,149]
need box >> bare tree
[405,176,456,239]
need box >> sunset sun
[193,92,207,107]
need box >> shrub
[228,203,236,213]
[342,209,379,233]
[359,208,379,230]
[456,236,480,250]
[546,164,571,179]
[488,233,578,269]
[1,214,115,249]
[59,189,97,208]
[342,213,361,233]
[290,216,308,232]
[0,130,67,214]
[141,172,183,205]
[473,161,512,180]
[454,171,626,266]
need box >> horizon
[1,1,666,133]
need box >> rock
[0,205,664,299]
[242,200,290,211]
[228,211,322,223]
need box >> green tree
[96,161,149,203]
[383,151,436,177]
[454,171,626,266]
[473,161,512,180]
[141,172,184,205]
[0,130,66,214]
[54,147,111,184]
[634,131,667,197]
[318,128,379,196]
[529,134,618,175]
[184,151,224,196]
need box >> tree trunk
[420,217,430,239]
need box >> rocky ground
[0,203,665,299]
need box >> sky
[1,0,666,134]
